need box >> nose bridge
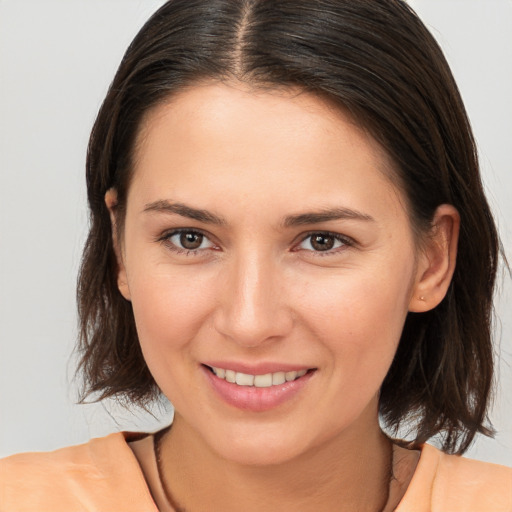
[214,247,291,346]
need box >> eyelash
[294,231,354,256]
[157,229,354,257]
[158,228,217,257]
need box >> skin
[106,83,459,511]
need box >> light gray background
[1,0,511,465]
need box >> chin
[200,416,338,467]
[215,436,304,467]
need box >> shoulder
[0,432,157,511]
[397,443,512,512]
[433,446,512,511]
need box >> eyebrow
[282,207,375,227]
[143,200,374,227]
[143,200,227,225]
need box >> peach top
[1,430,511,511]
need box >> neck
[157,410,396,512]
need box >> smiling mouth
[206,366,313,388]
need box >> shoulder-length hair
[77,0,501,454]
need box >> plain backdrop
[1,0,511,466]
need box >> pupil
[311,234,334,251]
[180,232,203,249]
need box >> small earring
[419,296,426,301]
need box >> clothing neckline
[124,427,435,512]
[125,429,174,511]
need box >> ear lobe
[105,188,131,301]
[409,204,460,313]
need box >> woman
[1,0,511,510]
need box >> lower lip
[202,366,315,412]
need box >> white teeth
[285,371,298,382]
[272,371,286,385]
[254,373,273,388]
[213,367,226,379]
[210,366,309,387]
[235,372,255,386]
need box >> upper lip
[203,361,315,375]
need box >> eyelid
[157,227,218,255]
[156,228,355,257]
[292,230,355,255]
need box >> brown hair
[77,0,501,454]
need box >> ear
[105,188,131,301]
[408,204,460,313]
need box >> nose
[212,251,293,348]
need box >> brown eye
[296,232,349,254]
[165,230,215,254]
[310,234,335,251]
[180,232,203,249]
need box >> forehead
[129,82,406,223]
[136,83,386,158]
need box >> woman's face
[113,83,428,465]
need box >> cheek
[297,258,414,375]
[127,263,217,368]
